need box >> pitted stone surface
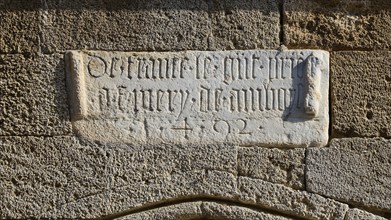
[118,201,294,220]
[238,147,305,189]
[0,0,280,53]
[40,0,279,53]
[0,1,41,53]
[345,209,387,220]
[66,50,329,147]
[0,54,72,136]
[238,177,349,220]
[0,136,237,218]
[210,0,280,50]
[0,136,109,218]
[1,136,351,219]
[331,51,391,138]
[307,138,391,213]
[284,0,391,50]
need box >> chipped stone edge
[65,51,87,121]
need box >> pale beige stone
[331,51,391,138]
[66,50,329,147]
[284,0,391,50]
[118,202,203,220]
[0,1,41,53]
[0,54,72,136]
[1,136,352,219]
[40,0,211,53]
[210,0,280,50]
[0,0,280,53]
[118,201,294,220]
[200,201,294,220]
[40,0,279,53]
[238,147,305,189]
[345,208,387,220]
[238,177,349,220]
[0,136,109,218]
[307,138,391,213]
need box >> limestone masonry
[1,0,390,219]
[66,50,329,147]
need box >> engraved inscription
[66,50,329,147]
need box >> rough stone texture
[0,0,280,53]
[39,0,279,53]
[238,177,349,220]
[238,147,305,189]
[331,51,391,138]
[199,202,294,220]
[41,0,210,53]
[0,136,238,218]
[0,1,41,53]
[67,50,329,147]
[210,0,280,50]
[0,54,72,136]
[307,138,391,213]
[284,0,391,50]
[2,0,391,218]
[345,208,388,220]
[118,201,294,220]
[99,143,237,216]
[0,136,109,218]
[0,136,352,219]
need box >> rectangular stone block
[108,143,237,188]
[66,50,329,147]
[345,209,387,220]
[39,0,211,53]
[118,201,294,220]
[284,0,391,50]
[0,136,238,219]
[108,170,238,216]
[0,1,41,53]
[38,0,279,53]
[0,136,110,218]
[238,147,305,189]
[0,54,72,135]
[210,0,280,50]
[331,51,391,138]
[238,177,349,220]
[306,138,391,213]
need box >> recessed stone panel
[66,50,329,147]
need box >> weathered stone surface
[41,0,210,53]
[39,0,279,53]
[108,143,237,187]
[1,136,352,219]
[345,208,387,220]
[331,51,391,138]
[0,136,109,218]
[0,1,41,53]
[0,0,280,53]
[200,201,294,220]
[66,50,329,147]
[118,201,294,220]
[0,136,237,218]
[96,142,239,216]
[284,0,391,50]
[210,0,280,50]
[238,147,305,189]
[238,177,349,220]
[108,170,238,216]
[0,54,72,135]
[118,202,204,220]
[307,138,391,213]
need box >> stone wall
[0,0,390,219]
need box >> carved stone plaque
[66,50,329,147]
